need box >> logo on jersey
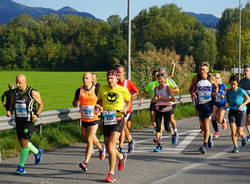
[104,92,119,104]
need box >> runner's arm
[31,90,44,119]
[158,86,175,102]
[72,88,80,107]
[189,76,198,98]
[239,93,250,111]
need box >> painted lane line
[174,131,200,153]
[148,147,232,184]
[132,129,200,153]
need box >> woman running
[212,73,227,137]
[153,73,175,152]
[226,75,250,153]
[72,72,106,171]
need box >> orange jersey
[118,79,139,113]
[79,86,99,122]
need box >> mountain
[0,0,98,24]
[186,12,219,28]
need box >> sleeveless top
[79,85,99,122]
[14,86,36,122]
[197,79,213,104]
[155,86,172,112]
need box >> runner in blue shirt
[211,73,228,137]
[226,75,250,153]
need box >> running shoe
[118,153,127,171]
[208,135,213,149]
[232,146,239,153]
[247,135,250,141]
[15,165,26,174]
[222,119,227,130]
[214,132,220,138]
[241,137,247,146]
[99,144,106,160]
[128,140,135,153]
[79,161,88,171]
[154,145,162,152]
[199,145,207,154]
[172,134,178,145]
[105,172,116,183]
[35,148,44,165]
[118,147,123,153]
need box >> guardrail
[0,95,192,131]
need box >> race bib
[103,110,117,125]
[198,91,211,104]
[15,103,28,117]
[81,105,94,119]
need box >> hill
[0,0,98,24]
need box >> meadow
[0,71,107,115]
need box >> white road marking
[149,147,232,184]
[132,129,200,153]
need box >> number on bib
[103,110,117,125]
[81,105,95,119]
[15,103,28,117]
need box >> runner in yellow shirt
[98,69,131,183]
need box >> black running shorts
[16,121,35,140]
[196,101,213,120]
[81,120,100,128]
[228,109,245,127]
[103,118,125,137]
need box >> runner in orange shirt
[72,72,105,171]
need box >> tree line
[0,3,249,71]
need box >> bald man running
[6,74,44,174]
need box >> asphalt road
[0,116,250,184]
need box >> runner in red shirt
[117,66,139,153]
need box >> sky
[12,0,249,20]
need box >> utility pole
[127,0,131,80]
[238,0,242,80]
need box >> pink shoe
[214,132,220,138]
[222,119,227,130]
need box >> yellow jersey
[98,84,131,113]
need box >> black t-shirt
[1,89,14,111]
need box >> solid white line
[149,147,232,184]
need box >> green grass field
[0,71,107,115]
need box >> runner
[72,72,105,172]
[211,73,228,138]
[226,75,250,153]
[159,67,179,145]
[117,65,139,153]
[6,74,44,174]
[1,83,14,111]
[97,69,131,183]
[189,62,218,154]
[239,64,250,140]
[143,70,159,133]
[153,73,175,152]
[92,73,101,95]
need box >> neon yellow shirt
[98,84,131,112]
[145,81,158,98]
[165,78,178,89]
